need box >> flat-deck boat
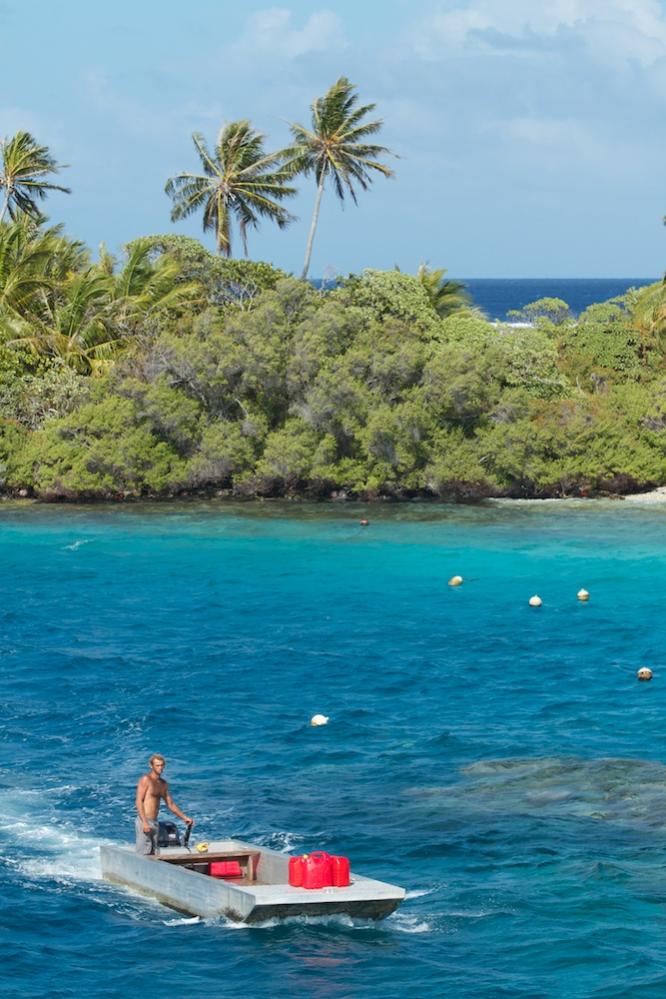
[100,838,405,923]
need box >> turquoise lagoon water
[3,500,666,998]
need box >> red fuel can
[331,855,350,887]
[210,860,242,878]
[289,855,305,887]
[301,851,333,889]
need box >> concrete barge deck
[100,838,405,923]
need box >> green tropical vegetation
[0,86,665,503]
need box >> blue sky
[2,0,664,277]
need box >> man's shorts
[135,816,158,854]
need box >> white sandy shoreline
[492,487,666,506]
[620,486,666,504]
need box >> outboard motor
[157,821,181,848]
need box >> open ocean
[459,278,658,321]
[4,500,666,998]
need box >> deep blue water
[314,276,658,321]
[3,500,666,998]
[461,278,657,321]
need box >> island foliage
[1,97,665,502]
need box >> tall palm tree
[165,121,296,257]
[285,77,395,280]
[0,131,70,222]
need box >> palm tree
[165,121,296,257]
[108,239,201,335]
[0,231,199,374]
[5,268,115,375]
[0,131,70,222]
[416,264,474,318]
[284,77,395,280]
[0,218,60,316]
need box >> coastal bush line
[1,224,665,501]
[1,112,666,503]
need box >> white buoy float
[528,595,542,607]
[637,667,653,682]
[448,575,463,587]
[577,588,590,602]
[310,713,329,726]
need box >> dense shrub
[2,243,666,501]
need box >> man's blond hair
[149,753,166,766]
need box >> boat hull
[100,839,405,923]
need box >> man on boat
[135,754,194,854]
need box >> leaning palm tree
[284,77,395,280]
[165,121,296,257]
[0,131,70,222]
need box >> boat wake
[0,786,115,887]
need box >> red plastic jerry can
[289,855,305,887]
[331,855,350,887]
[301,851,333,889]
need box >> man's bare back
[135,754,193,853]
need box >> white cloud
[227,7,347,61]
[409,0,666,68]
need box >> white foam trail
[63,539,93,551]
[389,913,432,933]
[211,912,380,931]
[5,821,114,884]
[163,916,201,927]
[405,888,437,899]
[0,788,115,884]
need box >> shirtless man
[135,754,194,854]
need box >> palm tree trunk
[301,173,325,280]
